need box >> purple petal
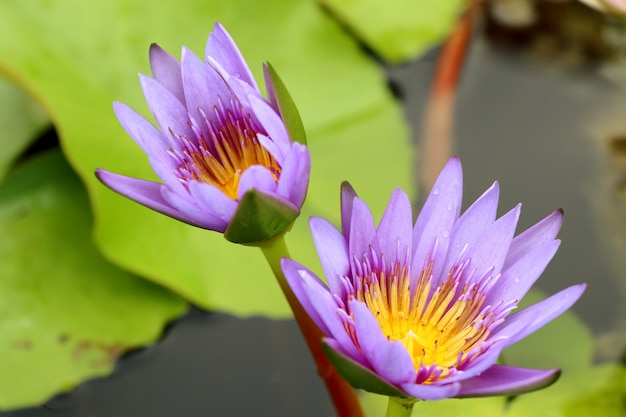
[147,154,187,195]
[491,284,587,347]
[248,94,291,153]
[485,240,561,307]
[443,345,504,384]
[96,169,220,230]
[376,189,413,264]
[350,301,416,385]
[281,258,333,335]
[348,198,378,270]
[139,74,195,146]
[188,181,238,225]
[322,337,400,388]
[149,43,185,104]
[457,365,560,397]
[443,182,499,271]
[341,182,358,240]
[400,382,461,400]
[161,186,228,232]
[276,143,310,208]
[180,46,231,134]
[256,134,285,163]
[205,22,259,91]
[281,259,365,362]
[113,102,169,154]
[263,63,279,111]
[206,58,260,110]
[413,156,463,247]
[411,157,463,287]
[504,209,563,270]
[237,165,278,199]
[309,217,350,296]
[461,205,521,283]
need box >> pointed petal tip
[340,181,358,201]
[341,181,355,192]
[95,168,117,186]
[445,155,462,170]
[458,366,561,398]
[149,42,161,54]
[112,101,124,116]
[432,155,463,193]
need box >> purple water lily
[282,156,585,401]
[96,23,310,234]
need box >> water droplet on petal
[447,204,453,211]
[514,278,520,283]
[432,187,440,196]
[442,230,449,238]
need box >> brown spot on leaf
[72,340,126,367]
[12,339,33,350]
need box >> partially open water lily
[96,23,310,242]
[282,156,585,401]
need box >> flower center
[352,252,497,384]
[176,102,281,200]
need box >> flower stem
[419,0,484,198]
[260,236,365,417]
[385,397,415,417]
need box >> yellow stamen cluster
[354,258,493,383]
[181,110,281,200]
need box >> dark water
[3,29,626,417]
[6,310,334,417]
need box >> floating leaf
[316,0,467,63]
[506,364,626,417]
[0,151,186,409]
[0,0,410,316]
[0,75,49,182]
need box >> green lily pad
[506,364,626,417]
[317,0,467,63]
[0,0,410,317]
[0,75,49,182]
[0,150,186,409]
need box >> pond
[1,3,625,417]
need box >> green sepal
[263,62,307,145]
[224,189,299,245]
[322,340,410,398]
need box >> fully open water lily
[96,23,310,241]
[282,156,585,401]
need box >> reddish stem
[420,0,485,193]
[261,239,365,417]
